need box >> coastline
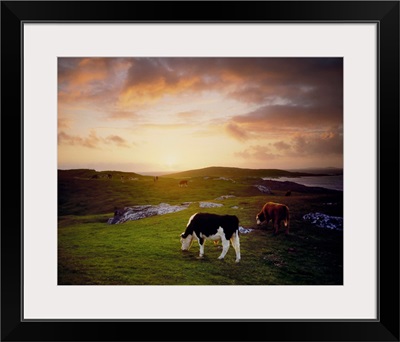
[260,178,343,193]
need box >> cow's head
[256,211,265,225]
[180,232,194,251]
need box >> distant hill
[162,166,323,179]
[288,167,343,176]
[58,169,145,179]
[57,166,332,180]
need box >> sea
[262,175,343,191]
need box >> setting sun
[163,155,179,171]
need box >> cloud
[225,58,343,106]
[59,57,342,121]
[58,58,131,88]
[175,110,202,119]
[58,130,131,149]
[291,131,343,156]
[140,123,190,130]
[117,57,343,110]
[234,129,342,163]
[58,58,133,118]
[225,123,250,141]
[58,130,100,149]
[107,110,138,120]
[235,145,280,160]
[105,135,129,147]
[232,103,341,131]
[273,141,291,151]
[117,58,207,108]
[58,117,72,129]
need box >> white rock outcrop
[303,212,343,230]
[239,226,253,234]
[253,185,272,194]
[214,195,236,200]
[199,202,224,208]
[108,203,190,224]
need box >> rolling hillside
[58,166,343,286]
[58,169,145,180]
[162,166,323,179]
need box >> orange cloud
[58,130,131,149]
[117,75,202,109]
[59,57,343,122]
[58,58,109,87]
[176,110,202,119]
[58,130,100,149]
[235,145,280,160]
[225,123,250,141]
[234,130,342,164]
[107,110,139,120]
[105,135,129,147]
[58,58,132,117]
[273,141,291,151]
[58,117,72,130]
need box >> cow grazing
[256,202,290,235]
[180,213,241,263]
[285,190,291,196]
[179,180,188,187]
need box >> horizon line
[58,165,343,174]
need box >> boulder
[109,203,190,224]
[303,212,343,230]
[253,185,272,194]
[199,202,223,208]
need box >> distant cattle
[90,174,99,179]
[179,180,188,187]
[180,213,241,263]
[285,190,291,196]
[256,202,290,235]
[107,174,112,179]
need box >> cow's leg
[230,231,241,263]
[273,220,279,235]
[284,220,290,235]
[218,239,230,260]
[198,238,205,258]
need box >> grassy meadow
[58,167,343,285]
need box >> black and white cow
[180,213,241,263]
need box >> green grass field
[58,168,343,285]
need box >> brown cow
[179,180,188,187]
[256,202,290,235]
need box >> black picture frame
[1,1,399,341]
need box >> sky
[58,57,343,173]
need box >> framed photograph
[2,1,399,341]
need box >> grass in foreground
[58,172,343,285]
